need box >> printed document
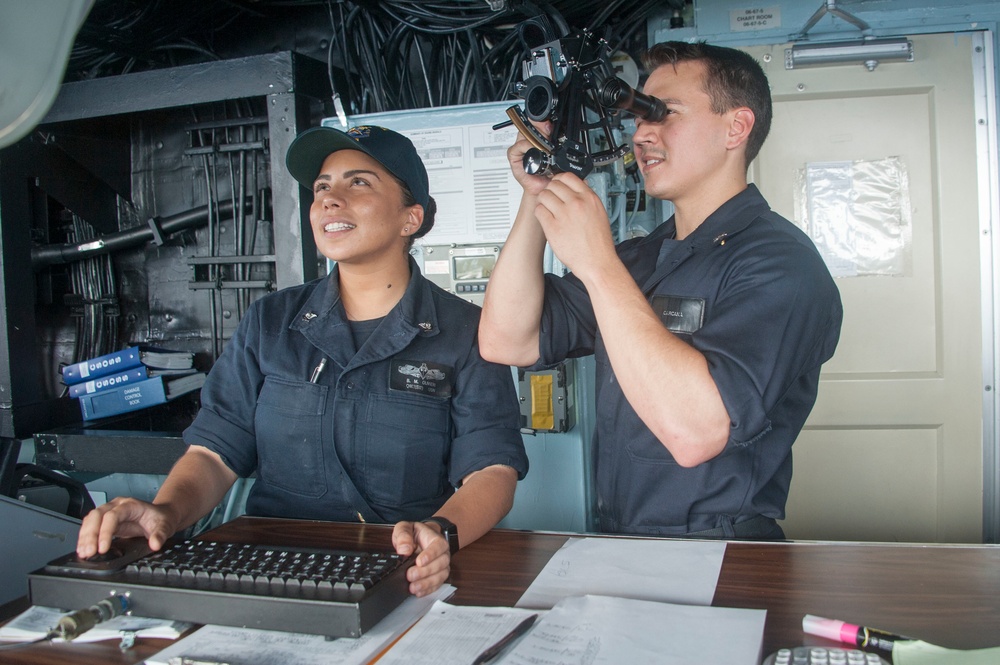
[516,537,726,608]
[145,584,455,665]
[0,605,189,643]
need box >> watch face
[426,517,459,554]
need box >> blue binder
[61,347,142,385]
[67,366,151,398]
[77,376,167,421]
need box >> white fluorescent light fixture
[785,37,913,71]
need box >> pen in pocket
[309,357,328,383]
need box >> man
[479,41,842,539]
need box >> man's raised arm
[479,131,551,367]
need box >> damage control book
[77,373,206,421]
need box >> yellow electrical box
[517,361,575,433]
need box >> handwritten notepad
[499,595,765,665]
[377,601,540,665]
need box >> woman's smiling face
[309,149,421,266]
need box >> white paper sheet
[893,640,1000,665]
[376,600,540,665]
[515,537,726,609]
[498,595,765,665]
[144,584,455,665]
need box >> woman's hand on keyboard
[76,447,238,560]
[392,521,451,597]
[77,497,176,560]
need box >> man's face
[632,60,735,205]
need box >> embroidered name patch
[390,359,454,397]
[651,295,705,334]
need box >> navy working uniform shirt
[535,185,842,535]
[185,258,528,524]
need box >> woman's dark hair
[398,178,436,249]
[642,41,772,168]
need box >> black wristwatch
[423,516,459,554]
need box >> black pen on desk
[309,357,327,383]
[472,613,538,665]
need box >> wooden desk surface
[2,516,998,664]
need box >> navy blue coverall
[534,185,843,536]
[185,259,528,524]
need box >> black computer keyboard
[28,538,415,638]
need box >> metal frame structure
[973,31,1000,544]
[0,51,329,475]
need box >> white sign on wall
[730,6,781,32]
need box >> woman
[77,125,528,597]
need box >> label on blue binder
[68,367,151,398]
[78,376,167,421]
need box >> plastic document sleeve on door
[794,156,913,278]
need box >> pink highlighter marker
[802,615,910,656]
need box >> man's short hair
[642,41,773,167]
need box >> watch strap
[423,516,459,554]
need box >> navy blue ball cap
[285,125,430,209]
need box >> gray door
[744,32,987,542]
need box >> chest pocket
[255,376,328,498]
[363,393,451,507]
